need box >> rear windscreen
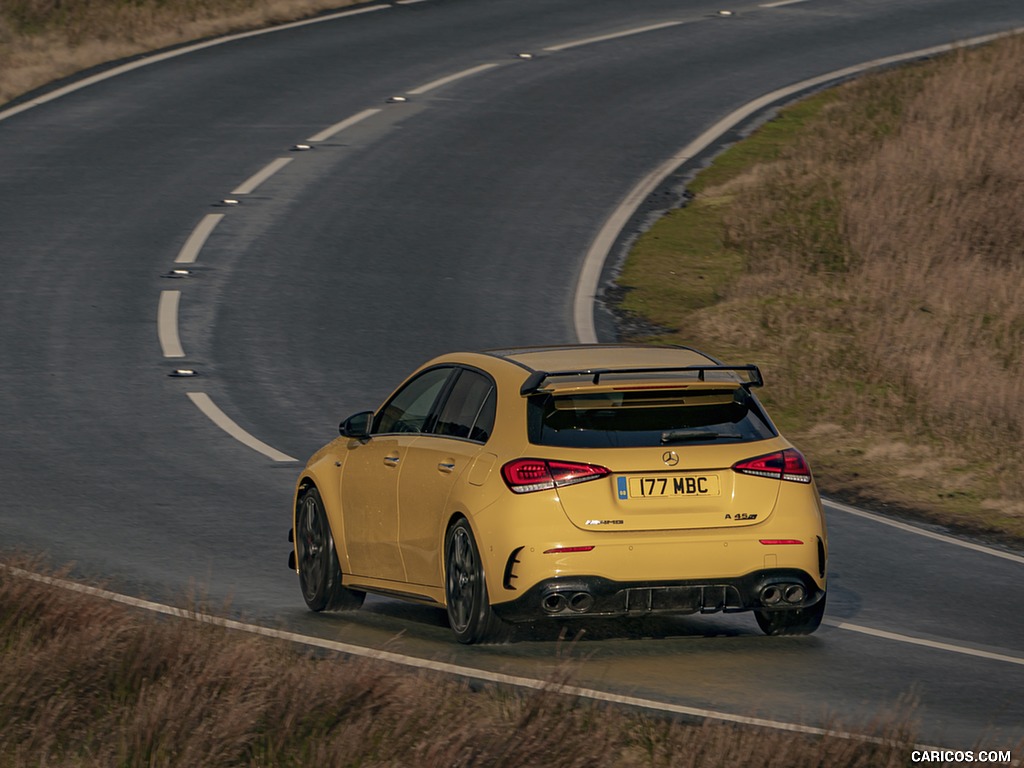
[527,388,776,448]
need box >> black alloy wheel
[296,487,365,612]
[444,518,509,644]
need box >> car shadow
[356,594,766,644]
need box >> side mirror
[339,410,373,439]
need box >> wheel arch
[290,476,311,571]
[441,510,504,605]
[441,511,469,591]
[294,460,348,571]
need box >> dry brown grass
[0,557,937,767]
[0,0,362,105]
[617,35,1024,543]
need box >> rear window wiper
[661,430,743,443]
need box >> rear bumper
[490,568,824,623]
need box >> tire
[444,519,510,644]
[755,593,826,636]
[295,487,365,612]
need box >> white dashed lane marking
[407,62,503,95]
[307,108,383,143]
[175,213,224,264]
[543,21,685,52]
[157,290,185,358]
[231,157,293,196]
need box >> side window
[433,369,497,443]
[374,367,452,434]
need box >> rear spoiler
[519,365,764,396]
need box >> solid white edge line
[825,619,1024,667]
[0,563,948,753]
[543,20,684,52]
[157,290,185,358]
[573,148,689,344]
[573,27,1024,345]
[175,213,224,264]
[186,392,298,462]
[307,107,382,142]
[407,62,502,95]
[0,5,389,125]
[761,0,810,8]
[823,498,1024,565]
[231,157,293,196]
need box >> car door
[397,368,497,588]
[340,366,454,582]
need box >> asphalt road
[1,0,1022,750]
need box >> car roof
[482,344,721,372]
[483,342,716,370]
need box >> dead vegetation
[0,558,937,767]
[0,0,361,105]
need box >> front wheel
[295,487,365,612]
[755,593,826,636]
[444,519,510,644]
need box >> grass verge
[613,35,1024,546]
[0,0,363,106]
[0,557,945,767]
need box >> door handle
[383,454,400,467]
[437,461,455,473]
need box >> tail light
[733,449,812,484]
[501,459,611,494]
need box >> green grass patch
[690,91,839,194]
[617,204,742,325]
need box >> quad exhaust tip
[541,593,567,613]
[760,582,806,606]
[568,592,595,613]
[541,591,594,614]
[784,584,806,604]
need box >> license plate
[619,475,721,499]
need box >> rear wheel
[444,519,510,644]
[755,593,826,636]
[296,487,365,612]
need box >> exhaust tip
[761,585,782,606]
[541,593,568,614]
[568,592,594,613]
[784,584,806,604]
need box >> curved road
[1,0,1023,749]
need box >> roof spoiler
[519,365,764,396]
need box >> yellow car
[289,345,827,643]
